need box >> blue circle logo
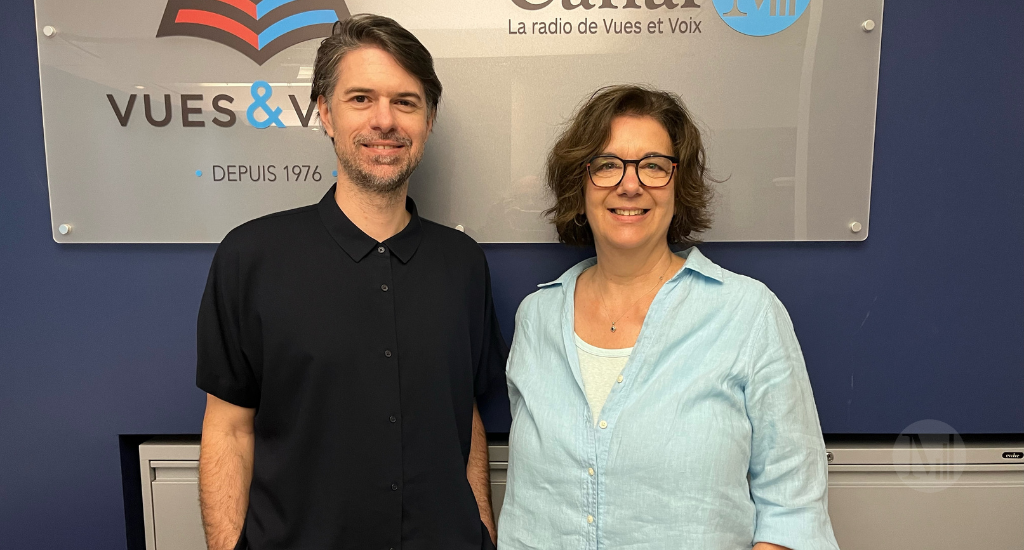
[713,0,810,36]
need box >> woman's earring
[573,214,588,227]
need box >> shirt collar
[537,246,724,289]
[675,246,724,283]
[538,257,595,289]
[317,183,423,263]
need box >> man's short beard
[336,133,422,198]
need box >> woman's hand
[753,543,791,550]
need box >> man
[196,14,506,550]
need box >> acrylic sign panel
[35,0,882,242]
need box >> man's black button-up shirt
[197,185,507,550]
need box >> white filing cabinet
[139,442,205,550]
[139,439,512,550]
[825,441,1024,549]
[139,439,1023,550]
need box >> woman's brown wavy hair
[545,85,714,246]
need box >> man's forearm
[467,403,496,543]
[199,414,255,550]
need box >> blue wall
[2,1,1022,547]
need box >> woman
[498,86,839,550]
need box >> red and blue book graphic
[157,0,351,64]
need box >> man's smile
[362,143,405,150]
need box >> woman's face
[584,115,676,253]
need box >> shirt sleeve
[744,293,839,550]
[474,257,509,399]
[196,236,260,408]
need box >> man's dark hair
[545,85,715,246]
[310,14,442,118]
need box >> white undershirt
[574,333,632,425]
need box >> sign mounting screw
[58,223,72,235]
[849,221,863,233]
[455,224,465,232]
[42,25,57,37]
[861,20,876,32]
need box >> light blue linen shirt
[499,248,839,550]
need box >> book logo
[157,0,351,65]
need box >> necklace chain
[594,257,674,333]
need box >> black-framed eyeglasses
[586,154,679,188]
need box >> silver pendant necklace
[595,258,673,333]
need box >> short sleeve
[474,258,509,399]
[196,237,260,408]
[744,294,839,550]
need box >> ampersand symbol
[246,80,285,129]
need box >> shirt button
[384,350,392,357]
[391,482,399,491]
[377,246,386,254]
[587,515,594,524]
[381,284,389,292]
[617,375,624,383]
[389,415,397,423]
[588,467,595,476]
[599,420,608,429]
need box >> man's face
[317,46,433,196]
